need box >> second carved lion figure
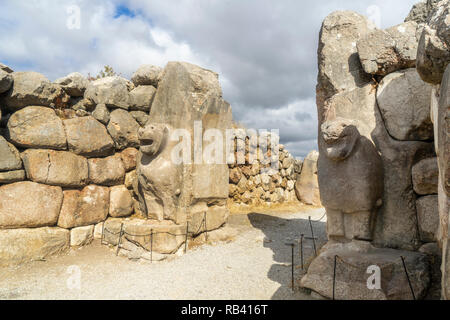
[318,118,384,241]
[136,122,182,223]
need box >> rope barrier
[331,254,418,300]
[101,213,209,257]
[309,212,326,223]
[400,256,416,300]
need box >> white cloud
[0,0,418,157]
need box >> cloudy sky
[0,0,418,158]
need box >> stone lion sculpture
[136,122,182,222]
[318,118,383,241]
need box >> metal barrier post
[204,212,208,242]
[150,229,154,263]
[299,234,304,270]
[116,223,124,256]
[291,244,295,292]
[332,255,337,300]
[185,222,189,253]
[101,222,105,245]
[308,216,317,256]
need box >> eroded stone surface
[103,218,185,254]
[107,109,140,150]
[109,185,134,218]
[129,85,156,111]
[0,136,22,171]
[131,64,162,87]
[0,227,69,267]
[377,69,433,141]
[1,72,69,111]
[316,11,375,108]
[416,0,450,84]
[0,69,13,94]
[7,106,67,150]
[417,195,439,242]
[0,170,25,184]
[55,72,89,97]
[88,155,125,186]
[84,76,131,109]
[412,157,439,195]
[22,149,88,187]
[58,185,110,229]
[0,182,63,228]
[70,225,94,247]
[318,118,383,241]
[301,241,431,300]
[295,150,321,206]
[63,116,114,157]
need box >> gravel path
[0,208,327,300]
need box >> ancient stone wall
[301,0,449,300]
[0,59,313,266]
[227,139,302,208]
[0,62,239,265]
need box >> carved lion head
[321,118,360,161]
[138,123,168,156]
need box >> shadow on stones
[247,213,327,300]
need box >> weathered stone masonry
[0,59,317,266]
[301,0,449,300]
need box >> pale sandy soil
[0,207,326,300]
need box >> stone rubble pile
[227,138,303,207]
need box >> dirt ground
[0,206,327,300]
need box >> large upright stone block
[0,182,63,228]
[436,64,450,299]
[317,20,434,251]
[141,62,232,225]
[316,11,375,108]
[295,150,321,207]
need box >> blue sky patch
[114,4,136,19]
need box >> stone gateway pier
[301,0,450,300]
[0,0,448,302]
